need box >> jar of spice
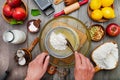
[3,30,26,44]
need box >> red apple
[7,0,21,7]
[3,4,13,17]
[12,7,27,20]
[106,23,120,37]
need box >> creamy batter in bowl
[45,26,80,58]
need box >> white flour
[92,42,118,69]
[28,22,38,32]
[50,32,67,50]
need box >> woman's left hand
[25,52,50,80]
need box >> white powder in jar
[28,22,38,32]
[50,32,67,50]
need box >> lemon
[101,7,115,19]
[101,0,114,7]
[91,9,103,21]
[90,0,101,10]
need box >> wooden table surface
[0,0,120,80]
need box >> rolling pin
[54,0,88,17]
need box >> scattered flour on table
[92,42,118,69]
[50,32,67,50]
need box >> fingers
[79,54,87,66]
[35,52,48,64]
[79,53,95,73]
[86,58,92,73]
[89,60,95,73]
[75,51,82,67]
[75,52,93,69]
[43,56,50,70]
[74,52,95,80]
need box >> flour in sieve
[50,32,67,50]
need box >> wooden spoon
[21,37,39,64]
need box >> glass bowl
[45,26,80,58]
[39,16,91,68]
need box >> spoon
[65,38,74,53]
[16,37,39,65]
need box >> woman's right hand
[74,51,95,80]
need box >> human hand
[25,52,50,80]
[74,51,95,80]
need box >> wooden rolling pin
[54,0,88,17]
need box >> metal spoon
[65,39,74,53]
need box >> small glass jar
[3,30,27,44]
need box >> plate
[39,16,91,68]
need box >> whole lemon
[91,9,103,21]
[101,7,115,19]
[101,0,114,7]
[90,0,101,10]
